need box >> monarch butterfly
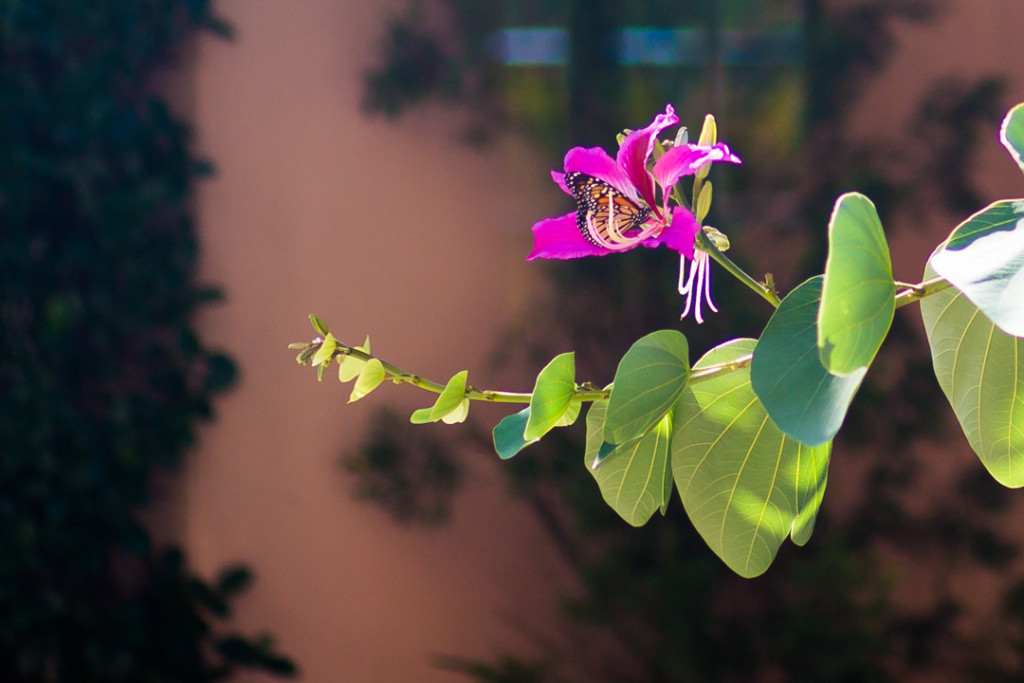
[565,172,652,249]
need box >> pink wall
[179,1,571,680]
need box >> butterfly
[565,172,652,248]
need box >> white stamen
[678,250,714,324]
[702,254,718,314]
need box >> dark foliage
[0,1,294,679]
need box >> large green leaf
[672,339,830,578]
[751,276,866,446]
[1001,102,1024,173]
[920,263,1024,487]
[585,400,673,526]
[604,330,690,445]
[929,200,1024,338]
[819,193,896,375]
[524,352,576,440]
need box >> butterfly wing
[565,172,652,248]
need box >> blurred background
[3,0,1024,681]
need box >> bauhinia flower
[527,104,740,322]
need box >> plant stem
[330,345,611,404]
[307,275,947,409]
[696,229,782,308]
[894,276,950,309]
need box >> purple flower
[527,105,740,322]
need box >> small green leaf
[338,336,371,382]
[311,333,337,367]
[440,399,470,424]
[819,193,896,375]
[605,330,690,444]
[929,200,1024,337]
[1001,102,1024,173]
[309,313,329,336]
[348,358,385,403]
[752,276,866,446]
[585,401,673,526]
[493,408,539,459]
[673,339,831,577]
[430,371,469,421]
[410,407,434,424]
[524,352,576,441]
[920,263,1024,487]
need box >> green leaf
[430,371,469,421]
[585,401,673,526]
[929,200,1024,337]
[818,193,896,375]
[920,263,1024,487]
[408,371,471,424]
[338,335,371,382]
[751,276,867,446]
[311,332,337,367]
[492,408,539,459]
[554,398,582,427]
[410,407,434,424]
[348,358,385,403]
[309,313,329,336]
[604,330,690,444]
[1001,102,1024,173]
[673,339,831,577]
[524,352,576,441]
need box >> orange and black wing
[565,172,651,247]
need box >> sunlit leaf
[430,371,469,421]
[1001,102,1024,173]
[338,336,371,382]
[920,263,1024,487]
[311,332,337,367]
[929,200,1024,337]
[585,400,673,526]
[309,313,329,336]
[555,398,582,427]
[348,358,385,403]
[493,407,538,460]
[751,276,866,446]
[410,407,434,424]
[673,339,831,578]
[605,330,690,444]
[819,193,895,375]
[524,352,576,441]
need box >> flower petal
[616,104,679,209]
[642,207,699,258]
[652,142,741,190]
[528,212,620,260]
[552,170,569,195]
[563,147,637,199]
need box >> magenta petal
[551,170,569,195]
[527,213,617,260]
[652,142,742,189]
[642,207,699,259]
[563,147,636,199]
[616,105,679,208]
